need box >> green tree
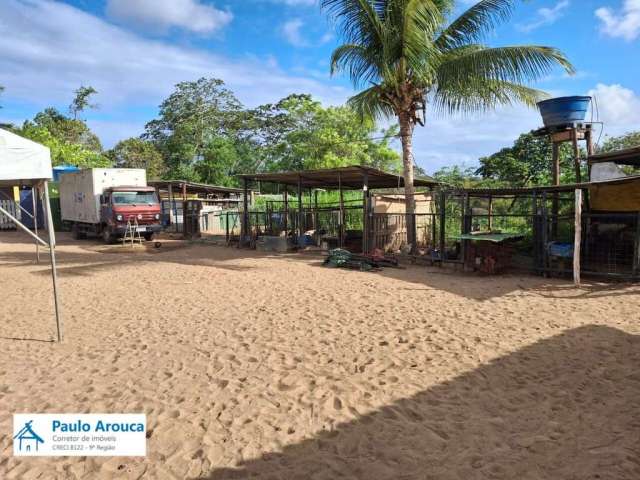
[107,138,166,179]
[194,136,256,186]
[476,132,576,186]
[30,107,102,152]
[433,165,482,188]
[18,123,110,168]
[144,78,245,181]
[600,131,640,153]
[250,94,401,172]
[322,0,573,246]
[69,85,98,120]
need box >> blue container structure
[19,188,45,230]
[537,96,591,128]
[52,165,80,182]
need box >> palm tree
[321,0,574,247]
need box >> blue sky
[1,0,639,173]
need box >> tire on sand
[102,225,115,244]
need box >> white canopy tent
[0,128,62,341]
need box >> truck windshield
[112,191,158,205]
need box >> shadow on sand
[2,231,638,300]
[200,325,640,479]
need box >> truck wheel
[143,233,154,241]
[71,223,86,240]
[102,226,114,244]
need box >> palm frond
[397,0,445,84]
[330,43,382,87]
[432,79,548,115]
[347,85,396,121]
[436,0,515,50]
[438,46,575,85]
[321,0,387,46]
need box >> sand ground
[1,231,639,479]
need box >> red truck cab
[100,186,162,243]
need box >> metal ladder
[123,216,143,247]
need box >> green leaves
[107,138,166,180]
[324,0,574,121]
[439,45,574,86]
[16,105,109,168]
[476,132,576,186]
[69,85,98,120]
[436,0,515,50]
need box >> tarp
[451,233,525,243]
[0,128,52,186]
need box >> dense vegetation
[3,79,638,192]
[7,79,400,186]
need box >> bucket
[537,96,591,127]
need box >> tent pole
[33,186,40,263]
[42,181,63,342]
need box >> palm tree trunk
[399,112,416,250]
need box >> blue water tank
[537,96,591,127]
[52,165,80,181]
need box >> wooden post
[541,192,548,276]
[225,211,229,244]
[462,194,471,270]
[574,189,582,286]
[241,178,249,247]
[362,171,369,254]
[633,212,640,279]
[283,189,288,235]
[439,190,446,263]
[572,130,581,183]
[487,195,493,231]
[551,142,560,240]
[297,176,303,243]
[313,189,318,231]
[168,183,174,228]
[532,192,539,273]
[338,173,344,248]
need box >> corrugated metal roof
[238,165,439,189]
[148,180,244,195]
[456,175,640,196]
[588,146,640,165]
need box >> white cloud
[588,83,640,133]
[282,18,307,46]
[517,0,570,33]
[0,0,348,140]
[595,0,640,41]
[106,0,233,34]
[412,106,542,173]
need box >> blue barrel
[52,165,80,181]
[537,96,591,127]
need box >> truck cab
[100,186,162,242]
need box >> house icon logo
[14,420,44,452]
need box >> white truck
[60,168,162,243]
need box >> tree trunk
[399,112,416,251]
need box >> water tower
[535,95,594,185]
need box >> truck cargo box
[60,169,147,224]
